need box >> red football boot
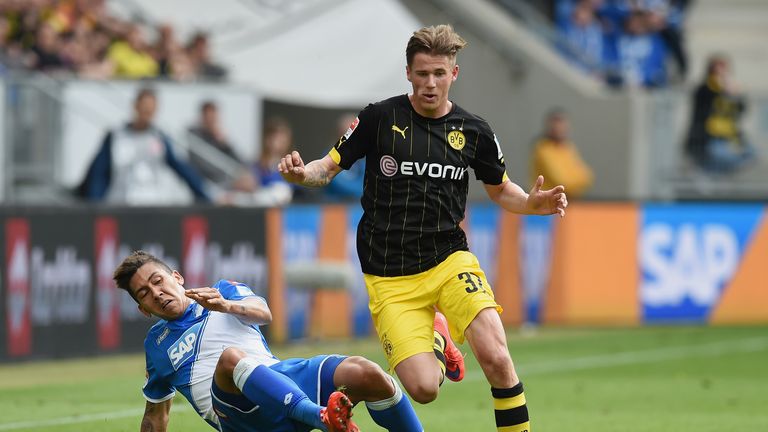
[434,311,465,382]
[320,391,360,432]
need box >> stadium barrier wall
[1,207,267,362]
[2,202,767,360]
[268,202,768,342]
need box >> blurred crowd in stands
[2,0,758,205]
[76,87,365,207]
[77,89,284,206]
[0,0,226,80]
[553,0,760,175]
[555,0,690,88]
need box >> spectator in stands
[186,32,227,81]
[78,88,211,205]
[46,0,81,34]
[87,28,112,57]
[60,20,113,78]
[245,117,293,206]
[603,9,667,88]
[187,100,256,193]
[557,0,605,75]
[530,109,593,198]
[106,24,159,79]
[79,0,129,40]
[0,1,214,82]
[254,117,292,185]
[685,55,757,174]
[324,113,365,201]
[29,23,66,72]
[0,15,28,72]
[555,0,688,87]
[151,23,194,81]
[152,23,177,78]
[8,2,45,51]
[167,47,195,81]
[650,0,691,80]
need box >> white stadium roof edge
[110,0,422,108]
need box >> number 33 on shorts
[457,271,488,294]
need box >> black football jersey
[329,94,507,276]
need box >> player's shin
[492,382,530,432]
[233,359,327,431]
[365,375,423,432]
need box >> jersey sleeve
[213,279,264,302]
[143,349,175,403]
[328,104,377,170]
[471,124,509,185]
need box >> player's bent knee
[338,356,392,394]
[216,347,247,376]
[402,380,439,404]
[213,347,249,394]
[400,374,440,404]
[354,357,389,383]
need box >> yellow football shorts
[364,250,503,370]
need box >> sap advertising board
[640,203,764,323]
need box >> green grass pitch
[1,325,767,431]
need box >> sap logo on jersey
[168,322,203,370]
[379,155,466,180]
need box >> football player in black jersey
[279,24,567,432]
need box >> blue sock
[234,359,327,431]
[366,376,423,432]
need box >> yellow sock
[493,382,530,432]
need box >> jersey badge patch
[338,117,360,147]
[493,134,505,163]
[380,155,398,177]
[448,130,466,150]
[155,327,170,345]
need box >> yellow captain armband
[329,147,341,165]
[502,172,509,183]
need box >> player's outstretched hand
[277,150,306,184]
[526,175,568,217]
[185,288,231,313]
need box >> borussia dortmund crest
[447,130,466,150]
[382,333,394,358]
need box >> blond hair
[406,24,467,66]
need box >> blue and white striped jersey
[142,280,277,427]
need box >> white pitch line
[0,405,191,431]
[2,337,767,430]
[465,335,768,382]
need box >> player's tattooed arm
[185,289,272,325]
[278,152,342,187]
[140,400,171,432]
[227,297,272,325]
[301,159,336,187]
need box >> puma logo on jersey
[391,125,408,139]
